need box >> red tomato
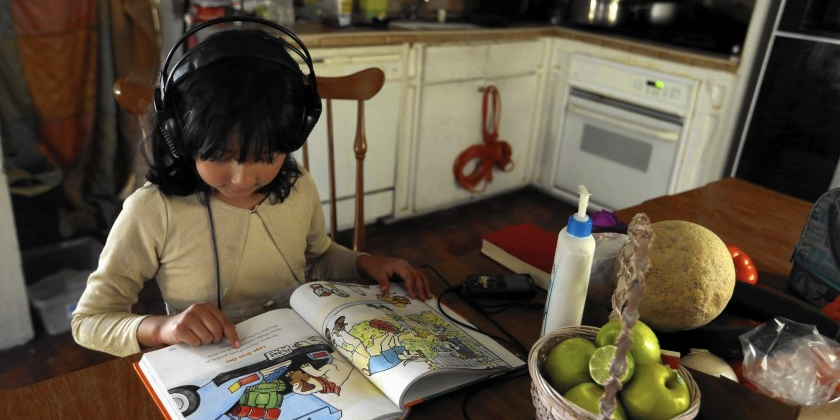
[727,245,758,285]
[730,360,759,392]
[821,295,840,323]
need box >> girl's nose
[230,162,256,186]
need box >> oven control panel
[567,54,698,117]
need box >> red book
[480,223,557,290]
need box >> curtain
[0,0,160,241]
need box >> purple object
[590,210,628,234]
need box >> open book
[135,281,524,420]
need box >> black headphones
[153,16,322,159]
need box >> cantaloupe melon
[626,220,736,332]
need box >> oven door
[553,89,684,210]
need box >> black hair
[142,32,307,201]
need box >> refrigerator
[731,0,840,202]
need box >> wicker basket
[528,326,701,420]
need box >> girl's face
[194,137,285,207]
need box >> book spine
[133,362,176,420]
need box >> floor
[0,185,577,390]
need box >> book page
[290,282,523,407]
[137,308,402,420]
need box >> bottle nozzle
[566,185,593,238]
[576,185,591,219]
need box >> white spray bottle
[541,185,596,336]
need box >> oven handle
[568,102,680,142]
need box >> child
[71,19,432,357]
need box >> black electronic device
[464,274,537,300]
[154,16,322,159]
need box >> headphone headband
[159,16,317,103]
[154,16,322,158]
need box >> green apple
[595,319,661,364]
[620,363,691,420]
[563,382,627,420]
[542,337,597,393]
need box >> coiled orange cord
[453,85,514,193]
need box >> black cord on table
[421,264,543,420]
[436,286,530,358]
[422,264,541,358]
[466,300,544,314]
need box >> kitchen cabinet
[402,39,547,215]
[301,44,408,231]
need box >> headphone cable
[205,191,223,310]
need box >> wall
[0,135,35,350]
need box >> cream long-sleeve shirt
[72,168,363,356]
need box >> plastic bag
[587,232,627,309]
[739,317,840,405]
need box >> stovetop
[462,5,748,59]
[554,7,748,58]
[570,24,745,57]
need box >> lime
[589,345,635,386]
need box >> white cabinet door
[410,40,543,214]
[412,79,484,212]
[299,46,406,230]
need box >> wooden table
[614,177,812,292]
[0,178,820,419]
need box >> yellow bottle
[359,0,387,23]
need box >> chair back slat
[312,67,385,251]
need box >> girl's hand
[138,302,240,349]
[357,255,433,301]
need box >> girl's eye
[205,151,281,164]
[253,153,283,164]
[207,152,235,163]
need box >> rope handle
[599,213,653,420]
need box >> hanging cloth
[453,85,514,193]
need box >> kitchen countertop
[292,22,740,73]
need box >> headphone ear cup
[160,117,183,159]
[153,88,184,159]
[297,106,321,148]
[295,74,322,149]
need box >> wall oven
[551,55,698,210]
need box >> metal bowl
[567,0,627,27]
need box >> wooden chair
[113,77,155,199]
[112,68,386,251]
[113,78,153,134]
[303,67,385,251]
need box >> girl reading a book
[71,19,432,357]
